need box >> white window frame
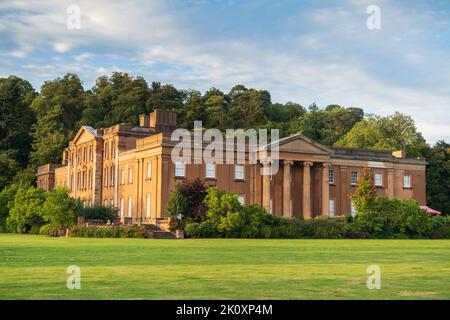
[110,198,114,208]
[146,193,151,218]
[329,199,335,217]
[104,167,108,187]
[175,161,185,177]
[146,161,152,178]
[237,195,245,206]
[351,200,356,217]
[128,167,133,184]
[374,173,383,187]
[403,175,411,188]
[235,165,244,180]
[127,196,132,218]
[351,171,358,186]
[121,169,125,185]
[205,163,216,179]
[120,198,124,217]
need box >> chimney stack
[392,150,406,159]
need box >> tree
[228,85,269,129]
[0,152,19,190]
[166,184,188,219]
[30,74,86,166]
[41,187,78,228]
[0,76,36,167]
[335,112,427,157]
[425,141,450,215]
[6,185,46,233]
[178,178,208,222]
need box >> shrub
[77,204,117,221]
[39,224,60,237]
[185,221,219,238]
[166,184,188,221]
[69,225,146,238]
[178,178,208,222]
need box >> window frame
[234,164,245,181]
[175,161,185,178]
[205,163,216,179]
[328,169,335,184]
[329,199,335,217]
[403,175,412,188]
[351,171,358,186]
[374,173,383,187]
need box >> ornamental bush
[69,225,146,238]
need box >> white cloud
[53,42,71,53]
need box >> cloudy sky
[1,0,449,143]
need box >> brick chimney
[149,109,177,133]
[139,114,150,127]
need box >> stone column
[387,169,395,199]
[322,163,331,217]
[302,161,313,219]
[261,160,271,213]
[283,160,294,218]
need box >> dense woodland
[0,73,449,215]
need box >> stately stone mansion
[37,110,426,223]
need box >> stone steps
[143,223,177,239]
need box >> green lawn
[0,234,449,299]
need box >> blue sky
[1,0,450,143]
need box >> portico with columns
[258,134,333,219]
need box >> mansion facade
[36,110,426,223]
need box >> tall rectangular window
[128,167,133,184]
[104,167,108,187]
[351,200,356,217]
[104,199,108,207]
[403,175,411,188]
[205,163,216,179]
[146,193,151,218]
[235,165,244,180]
[110,166,115,186]
[77,172,81,190]
[110,198,114,208]
[111,142,115,159]
[83,147,87,163]
[328,169,335,184]
[83,171,86,189]
[175,161,185,177]
[120,198,124,217]
[329,199,335,217]
[88,169,92,189]
[121,169,125,185]
[127,196,132,218]
[78,148,82,164]
[104,142,109,160]
[374,173,383,187]
[237,195,245,206]
[89,145,93,162]
[146,161,152,178]
[351,171,358,186]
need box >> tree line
[0,72,449,214]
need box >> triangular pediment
[262,133,332,155]
[71,126,99,145]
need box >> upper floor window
[104,142,109,160]
[351,171,358,186]
[205,163,216,179]
[89,145,93,162]
[88,169,92,189]
[121,168,125,185]
[110,166,115,186]
[146,161,152,178]
[83,147,87,163]
[111,142,115,159]
[175,161,185,178]
[403,175,411,188]
[328,169,335,184]
[374,173,383,187]
[78,148,82,164]
[128,167,133,184]
[235,165,244,180]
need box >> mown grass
[0,234,449,299]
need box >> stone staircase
[143,224,177,239]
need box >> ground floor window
[127,196,132,218]
[329,199,335,217]
[146,193,151,218]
